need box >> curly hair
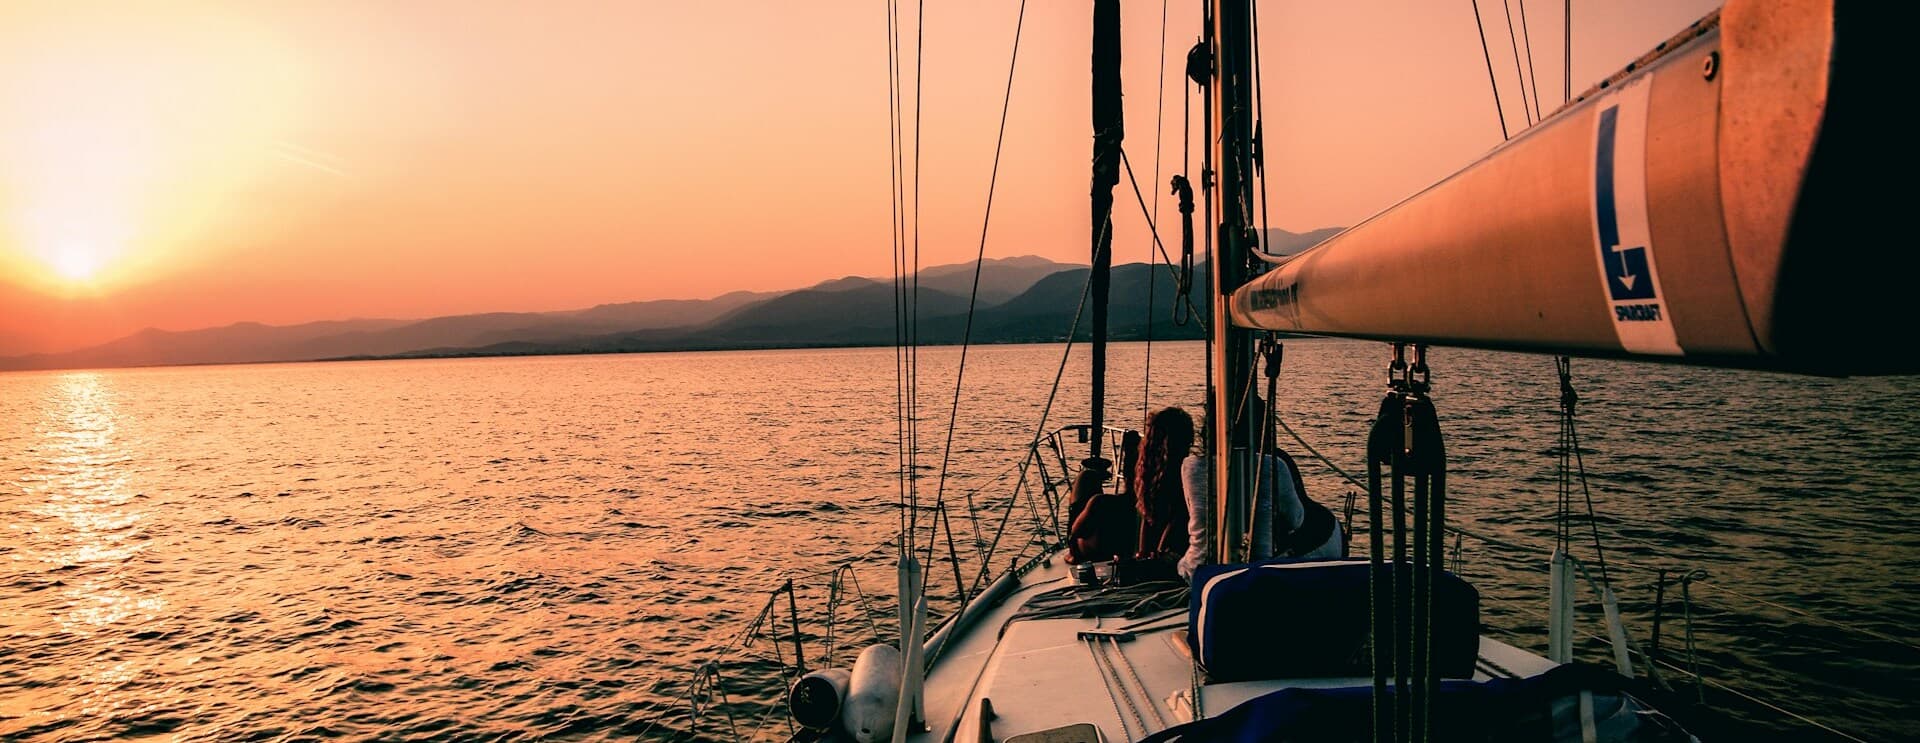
[1134,406,1195,526]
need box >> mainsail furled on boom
[1229,1,1913,376]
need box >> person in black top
[1066,457,1135,565]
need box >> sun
[3,6,303,294]
[48,243,110,282]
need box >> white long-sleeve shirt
[1178,453,1335,580]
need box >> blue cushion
[1189,558,1479,682]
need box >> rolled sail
[1230,0,1912,375]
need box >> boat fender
[787,667,851,730]
[842,643,902,742]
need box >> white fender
[842,644,902,742]
[787,667,851,730]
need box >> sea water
[2,340,1914,740]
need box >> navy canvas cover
[1189,559,1479,682]
[1137,664,1695,743]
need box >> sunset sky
[0,0,1717,355]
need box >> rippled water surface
[2,341,1915,741]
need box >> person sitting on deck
[1175,432,1344,580]
[1265,445,1345,559]
[1065,457,1136,564]
[1134,407,1196,574]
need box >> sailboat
[655,0,1910,740]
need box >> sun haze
[0,0,1716,355]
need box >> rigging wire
[1449,524,1920,656]
[886,0,911,551]
[1249,0,1274,261]
[1199,2,1216,466]
[1181,36,1192,272]
[910,0,927,546]
[1679,671,1872,743]
[1243,1,1277,557]
[1554,359,1571,555]
[1144,0,1169,421]
[1687,580,1920,654]
[893,0,923,559]
[936,501,968,604]
[1516,0,1546,121]
[1563,0,1572,104]
[1557,356,1611,585]
[1468,0,1512,140]
[1500,0,1537,126]
[932,0,1028,562]
[1229,342,1261,433]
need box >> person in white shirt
[1176,441,1344,580]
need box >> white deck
[909,557,1557,743]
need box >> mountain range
[0,228,1337,372]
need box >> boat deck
[911,556,1555,743]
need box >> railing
[1034,423,1137,507]
[640,425,1116,741]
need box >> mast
[1209,0,1258,564]
[1089,0,1122,462]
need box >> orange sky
[0,0,1717,355]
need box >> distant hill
[391,259,1209,360]
[707,280,974,344]
[3,236,1384,370]
[0,234,1368,370]
[0,319,410,371]
[977,261,1209,343]
[0,293,772,372]
[0,254,1074,371]
[793,255,1065,307]
[915,254,1069,305]
[302,290,782,356]
[0,232,1351,372]
[1262,226,1342,255]
[563,290,777,330]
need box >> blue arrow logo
[1595,106,1657,302]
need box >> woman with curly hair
[1134,406,1196,572]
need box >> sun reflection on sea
[18,373,165,633]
